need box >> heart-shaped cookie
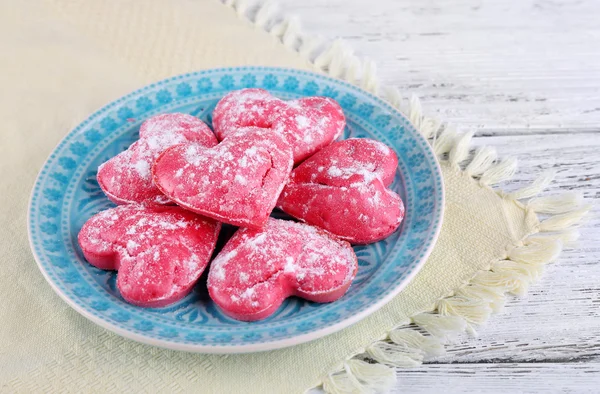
[277,138,405,244]
[97,113,217,205]
[78,205,220,307]
[212,88,346,163]
[153,127,293,229]
[207,218,358,321]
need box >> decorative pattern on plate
[28,67,444,353]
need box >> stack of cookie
[78,89,404,321]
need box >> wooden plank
[393,363,600,393]
[280,0,600,132]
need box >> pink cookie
[78,205,220,307]
[277,138,405,244]
[97,113,217,205]
[212,88,346,163]
[153,127,293,229]
[207,218,358,321]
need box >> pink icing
[97,113,217,205]
[277,138,405,244]
[78,205,220,307]
[212,89,346,163]
[207,218,358,321]
[152,127,293,229]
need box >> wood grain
[279,0,600,390]
[392,363,600,393]
[280,0,600,132]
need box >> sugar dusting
[97,113,217,205]
[292,138,397,199]
[208,218,357,317]
[278,138,405,244]
[154,127,293,227]
[79,205,219,305]
[134,160,150,180]
[212,89,346,163]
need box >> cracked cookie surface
[152,127,293,228]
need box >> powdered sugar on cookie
[207,218,358,321]
[152,127,293,228]
[97,113,217,205]
[278,138,404,244]
[212,89,345,163]
[78,205,220,307]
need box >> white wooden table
[281,0,600,391]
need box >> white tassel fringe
[410,313,466,341]
[526,229,580,248]
[539,206,591,232]
[507,171,556,200]
[432,127,457,157]
[388,329,445,358]
[436,297,492,333]
[254,1,277,28]
[448,131,474,167]
[529,192,584,214]
[322,360,396,394]
[465,147,497,177]
[366,342,425,368]
[508,238,563,265]
[479,158,518,186]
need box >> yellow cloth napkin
[1,0,586,392]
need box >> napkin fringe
[220,1,590,392]
[323,359,396,394]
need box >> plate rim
[27,66,444,353]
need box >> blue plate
[28,67,444,353]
